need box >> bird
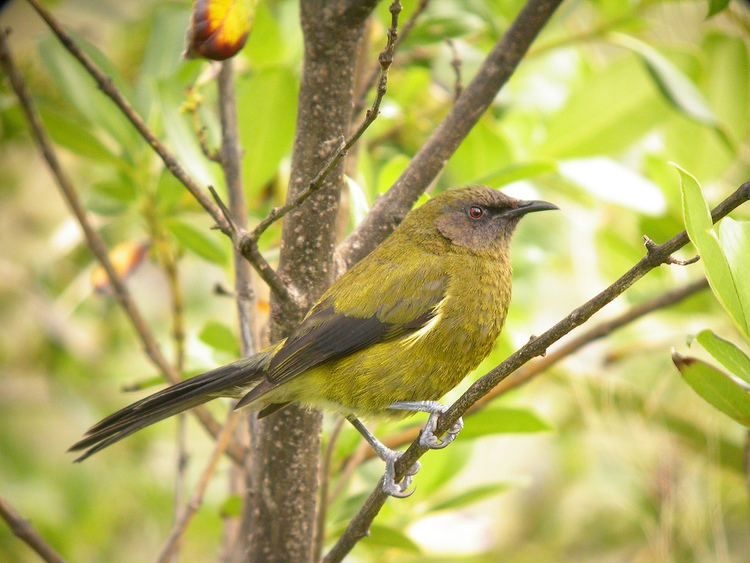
[70,186,557,496]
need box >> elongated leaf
[431,483,511,512]
[611,34,717,127]
[719,218,750,334]
[479,161,558,189]
[459,407,551,440]
[673,352,750,426]
[697,330,750,384]
[363,524,420,554]
[676,165,748,338]
[236,68,298,195]
[166,220,227,265]
[199,321,240,356]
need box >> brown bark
[237,2,377,561]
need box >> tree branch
[359,278,709,459]
[0,496,64,563]
[324,181,750,562]
[0,28,247,466]
[23,0,296,306]
[157,412,242,563]
[337,0,565,270]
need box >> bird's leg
[388,401,464,450]
[345,415,420,498]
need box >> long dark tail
[69,354,269,462]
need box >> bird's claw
[419,409,464,450]
[382,452,421,498]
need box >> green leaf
[611,34,717,127]
[430,483,511,512]
[38,107,122,166]
[445,119,513,185]
[237,68,298,195]
[676,165,748,338]
[459,407,551,440]
[363,524,420,554]
[697,330,750,384]
[166,220,228,266]
[707,0,731,18]
[219,494,243,518]
[673,352,750,426]
[719,218,750,334]
[199,321,239,356]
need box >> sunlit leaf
[697,330,750,384]
[376,154,410,195]
[345,175,370,228]
[166,219,228,265]
[719,218,750,333]
[430,483,511,512]
[673,352,750,426]
[611,34,716,127]
[363,524,420,554]
[91,241,150,293]
[676,165,748,338]
[478,161,558,189]
[199,321,239,356]
[186,0,258,61]
[459,407,552,440]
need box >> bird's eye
[468,206,484,220]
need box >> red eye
[468,206,484,220]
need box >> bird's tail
[69,353,270,462]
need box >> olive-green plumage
[71,186,556,460]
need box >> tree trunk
[237,2,376,561]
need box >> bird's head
[405,186,558,255]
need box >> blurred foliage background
[1,0,750,561]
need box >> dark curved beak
[504,199,559,218]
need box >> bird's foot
[381,448,421,498]
[345,414,421,498]
[389,401,464,450]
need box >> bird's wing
[265,255,449,386]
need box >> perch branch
[360,277,709,459]
[324,181,750,562]
[0,29,247,466]
[337,0,565,270]
[0,496,64,563]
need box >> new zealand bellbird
[70,186,557,496]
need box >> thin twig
[24,0,294,306]
[337,0,565,271]
[157,412,242,563]
[446,39,463,102]
[0,28,247,466]
[236,0,403,261]
[323,182,750,562]
[352,0,431,117]
[359,278,709,459]
[217,60,257,358]
[0,496,64,563]
[314,417,346,561]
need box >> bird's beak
[504,199,559,218]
